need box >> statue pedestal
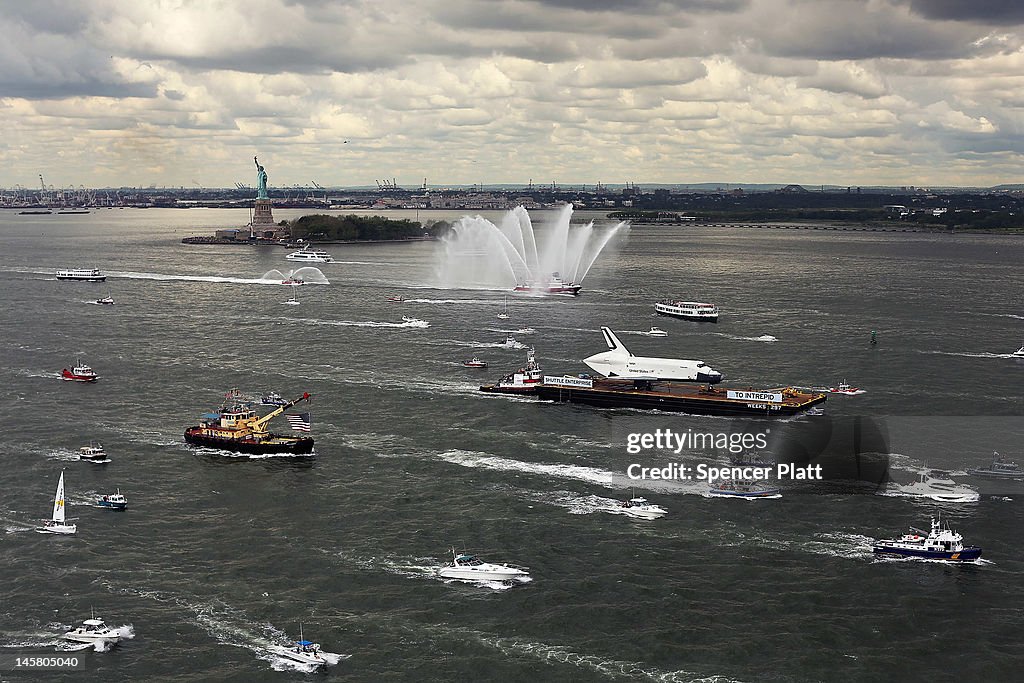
[252,198,275,226]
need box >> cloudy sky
[3,0,1024,189]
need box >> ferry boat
[600,497,667,519]
[62,362,99,382]
[78,444,108,462]
[480,347,543,394]
[708,479,781,499]
[462,358,488,369]
[827,380,865,395]
[285,246,334,263]
[56,268,105,282]
[513,272,581,296]
[967,452,1022,479]
[64,614,121,645]
[184,391,314,455]
[896,472,979,502]
[654,300,719,322]
[96,489,127,510]
[437,549,530,583]
[873,517,982,561]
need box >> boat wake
[919,350,1021,359]
[718,530,876,561]
[405,298,493,304]
[281,316,429,329]
[189,446,315,460]
[108,270,331,286]
[714,333,778,343]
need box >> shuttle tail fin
[600,326,632,357]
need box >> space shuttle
[583,327,723,383]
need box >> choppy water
[1,208,1022,681]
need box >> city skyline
[4,0,1024,189]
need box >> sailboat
[282,289,300,305]
[497,296,510,319]
[36,471,77,535]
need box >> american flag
[286,413,311,432]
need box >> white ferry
[654,300,719,322]
[286,246,334,263]
[56,268,106,282]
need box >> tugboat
[437,549,530,583]
[462,358,488,369]
[708,480,782,499]
[184,391,314,455]
[62,362,98,382]
[827,380,865,395]
[95,489,127,510]
[480,347,543,394]
[967,452,1022,479]
[513,272,581,296]
[599,496,667,519]
[873,517,982,561]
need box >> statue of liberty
[254,156,268,199]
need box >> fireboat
[513,272,581,296]
[184,389,314,455]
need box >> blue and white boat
[96,489,127,510]
[271,626,327,668]
[260,392,288,406]
[873,517,981,562]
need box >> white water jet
[437,204,627,291]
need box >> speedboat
[643,327,668,337]
[897,472,980,502]
[95,295,114,305]
[79,444,108,462]
[600,497,667,519]
[654,300,719,322]
[967,452,1022,479]
[260,392,289,406]
[498,333,522,348]
[401,315,427,325]
[64,615,121,645]
[827,380,864,395]
[56,268,105,282]
[708,480,781,499]
[1013,345,1024,357]
[386,295,404,302]
[96,489,127,510]
[437,549,530,583]
[36,471,77,535]
[62,362,98,382]
[513,272,581,296]
[285,246,334,263]
[281,276,305,286]
[462,358,488,369]
[873,517,982,561]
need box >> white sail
[53,472,66,523]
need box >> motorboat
[260,392,289,406]
[708,479,781,499]
[401,315,427,326]
[827,380,865,395]
[62,362,98,382]
[513,272,581,296]
[897,472,980,502]
[643,327,668,337]
[437,549,530,583]
[285,246,334,263]
[1013,345,1024,357]
[56,268,105,282]
[271,626,327,668]
[654,300,719,322]
[281,276,306,286]
[96,489,127,510]
[64,614,121,644]
[36,471,77,535]
[386,295,404,302]
[95,294,114,305]
[462,358,488,369]
[600,497,667,519]
[79,443,108,462]
[967,452,1022,479]
[498,333,523,349]
[873,517,982,561]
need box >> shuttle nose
[698,368,723,384]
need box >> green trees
[288,214,425,241]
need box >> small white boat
[462,358,488,369]
[79,443,107,461]
[281,290,300,306]
[498,333,523,348]
[401,315,427,325]
[271,626,327,668]
[1013,345,1024,357]
[437,549,530,583]
[36,471,77,535]
[827,380,865,395]
[497,296,510,320]
[897,472,979,502]
[643,327,668,337]
[600,497,667,519]
[285,245,334,263]
[64,613,121,645]
[95,294,114,305]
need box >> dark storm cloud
[143,46,409,76]
[904,0,1024,25]
[0,79,156,100]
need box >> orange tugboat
[184,390,314,455]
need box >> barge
[532,377,826,417]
